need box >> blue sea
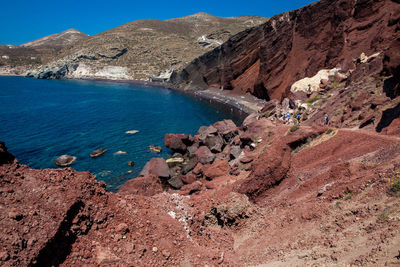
[0,76,244,192]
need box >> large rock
[164,134,191,152]
[54,154,76,167]
[213,120,238,142]
[167,176,184,189]
[204,160,230,180]
[139,158,170,179]
[0,142,15,165]
[118,174,163,197]
[237,141,291,202]
[203,134,224,153]
[194,146,215,164]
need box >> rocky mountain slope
[172,0,400,101]
[28,13,268,80]
[21,29,89,51]
[0,29,89,76]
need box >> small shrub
[306,96,321,106]
[289,125,299,133]
[378,206,392,223]
[326,128,334,135]
[268,131,275,137]
[344,192,352,200]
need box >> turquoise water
[0,76,244,192]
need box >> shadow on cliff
[30,201,85,267]
[376,103,400,132]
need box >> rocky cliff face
[0,29,89,76]
[172,0,400,101]
[28,13,268,80]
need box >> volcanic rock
[203,134,224,153]
[204,160,230,180]
[118,174,163,197]
[237,141,291,202]
[167,176,184,189]
[139,158,170,179]
[194,146,215,164]
[54,154,76,167]
[173,0,400,102]
[165,134,190,152]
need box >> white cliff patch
[290,68,342,93]
[94,66,129,79]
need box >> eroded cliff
[172,0,400,101]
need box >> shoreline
[2,74,265,121]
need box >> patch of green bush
[289,125,299,133]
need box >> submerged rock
[54,154,76,167]
[149,145,162,153]
[90,148,107,158]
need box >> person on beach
[286,112,290,124]
[324,113,330,126]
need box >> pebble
[152,247,158,253]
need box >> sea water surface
[0,76,244,192]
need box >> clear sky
[1,0,316,45]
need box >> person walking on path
[324,113,330,126]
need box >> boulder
[204,160,230,180]
[166,157,184,168]
[243,113,258,128]
[230,146,241,159]
[165,134,190,152]
[180,181,203,195]
[194,146,215,164]
[167,176,184,189]
[139,158,170,179]
[204,134,224,153]
[237,141,291,202]
[54,154,76,167]
[180,173,197,184]
[187,143,199,158]
[118,174,163,197]
[182,158,198,175]
[192,163,204,177]
[213,120,238,142]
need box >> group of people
[282,111,330,126]
[283,112,303,125]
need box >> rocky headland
[1,0,400,266]
[25,13,268,81]
[0,29,89,76]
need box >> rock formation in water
[27,13,268,81]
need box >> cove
[0,76,244,192]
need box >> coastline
[2,74,264,121]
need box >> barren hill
[21,29,89,51]
[0,29,89,76]
[29,13,268,80]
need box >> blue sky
[2,0,316,45]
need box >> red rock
[192,163,204,176]
[180,181,203,195]
[237,141,291,202]
[139,158,170,179]
[118,174,163,197]
[173,0,399,102]
[165,134,190,152]
[204,160,230,180]
[180,173,197,184]
[194,146,215,164]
